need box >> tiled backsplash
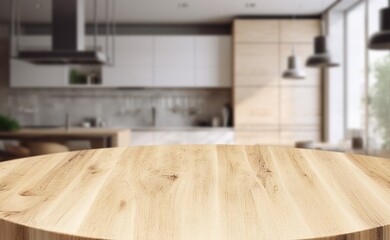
[0,88,231,128]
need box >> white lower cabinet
[154,131,188,144]
[131,130,234,146]
[187,131,234,144]
[131,131,155,146]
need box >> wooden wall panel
[233,19,322,145]
[235,44,279,86]
[280,19,320,43]
[280,87,321,126]
[234,20,280,43]
[235,87,279,127]
[234,130,279,145]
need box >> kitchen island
[0,145,389,240]
[0,128,131,148]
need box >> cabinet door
[280,44,320,86]
[235,87,279,127]
[280,20,320,43]
[102,67,153,87]
[131,131,155,146]
[280,129,320,146]
[154,131,188,144]
[280,87,321,127]
[195,36,232,87]
[98,36,154,87]
[235,44,279,86]
[235,130,279,145]
[18,36,51,50]
[187,131,234,144]
[154,36,195,87]
[234,20,280,43]
[10,59,67,88]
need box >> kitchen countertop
[132,126,234,131]
[0,145,389,239]
[0,128,131,147]
[0,127,130,137]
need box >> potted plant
[0,114,21,132]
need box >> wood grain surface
[0,145,389,240]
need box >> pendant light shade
[369,6,390,49]
[306,36,339,68]
[283,54,306,79]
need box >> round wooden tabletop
[0,145,389,240]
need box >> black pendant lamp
[369,1,390,49]
[283,48,306,79]
[306,19,339,68]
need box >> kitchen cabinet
[234,44,279,86]
[233,19,322,145]
[234,87,279,127]
[154,36,195,87]
[10,36,68,88]
[195,36,232,87]
[131,129,234,146]
[10,35,231,88]
[154,131,188,144]
[130,131,154,146]
[187,131,234,144]
[280,87,321,127]
[280,20,320,43]
[102,67,154,87]
[10,59,68,88]
[234,20,280,43]
[280,128,320,146]
[234,130,280,145]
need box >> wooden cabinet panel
[280,87,321,126]
[235,130,279,145]
[280,44,320,86]
[280,130,320,146]
[234,20,280,43]
[235,44,279,86]
[235,87,279,127]
[280,20,320,43]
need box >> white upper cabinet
[101,36,154,87]
[10,35,232,88]
[11,59,68,88]
[195,36,232,87]
[154,36,195,87]
[10,36,68,88]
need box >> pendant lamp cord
[291,2,302,56]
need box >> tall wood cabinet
[233,19,322,145]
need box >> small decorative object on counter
[212,116,221,127]
[0,114,20,132]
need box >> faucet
[151,107,156,127]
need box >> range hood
[16,0,108,65]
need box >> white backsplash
[0,88,231,128]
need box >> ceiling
[0,0,338,24]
